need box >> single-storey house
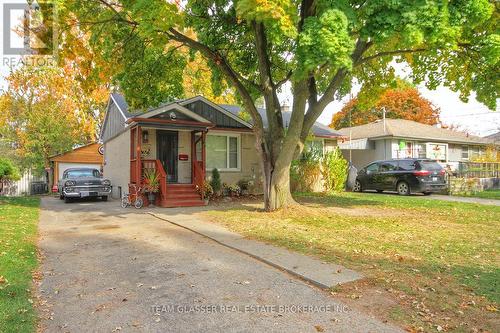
[337,119,496,169]
[100,93,342,207]
[50,142,104,188]
[485,131,500,144]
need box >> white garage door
[58,163,101,181]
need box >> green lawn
[0,197,40,333]
[202,192,500,332]
[461,189,500,200]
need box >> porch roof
[126,117,214,132]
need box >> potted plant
[143,168,160,205]
[196,180,213,204]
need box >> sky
[1,0,499,136]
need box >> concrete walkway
[149,211,362,289]
[420,194,500,206]
[37,197,401,333]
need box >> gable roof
[102,93,342,139]
[337,119,494,145]
[50,143,103,163]
[485,131,500,143]
[219,105,343,138]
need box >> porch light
[142,130,149,143]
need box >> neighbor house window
[206,134,240,171]
[470,146,480,159]
[461,146,469,160]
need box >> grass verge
[0,197,40,333]
[202,192,499,332]
[459,189,500,200]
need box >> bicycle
[121,184,144,209]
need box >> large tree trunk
[267,159,295,211]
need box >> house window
[206,134,240,171]
[470,146,481,159]
[461,146,469,160]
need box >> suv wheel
[64,196,72,203]
[397,181,410,196]
[353,180,362,192]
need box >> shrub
[321,148,348,192]
[0,158,20,182]
[227,184,241,196]
[290,147,322,192]
[237,179,250,191]
[210,168,222,195]
[196,180,214,200]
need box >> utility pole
[382,107,387,134]
[348,94,352,164]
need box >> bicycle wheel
[134,197,144,209]
[121,196,130,208]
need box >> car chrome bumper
[63,187,111,198]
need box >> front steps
[159,184,206,207]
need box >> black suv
[353,159,446,195]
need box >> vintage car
[58,168,111,203]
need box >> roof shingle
[337,119,494,145]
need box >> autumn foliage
[330,88,441,129]
[0,65,109,171]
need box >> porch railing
[192,160,204,201]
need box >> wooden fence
[454,162,500,178]
[0,169,47,196]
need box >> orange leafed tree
[330,87,441,129]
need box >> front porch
[129,118,212,207]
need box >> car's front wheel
[397,181,410,196]
[353,180,362,192]
[101,195,108,201]
[64,196,72,203]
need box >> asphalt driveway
[37,197,401,332]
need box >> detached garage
[50,143,104,188]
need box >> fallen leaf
[485,305,498,312]
[314,325,324,332]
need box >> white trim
[179,96,253,129]
[110,94,128,119]
[141,103,211,123]
[205,132,241,172]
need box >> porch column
[202,131,207,179]
[136,126,142,185]
[191,131,196,182]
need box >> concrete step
[160,199,206,208]
[165,192,200,200]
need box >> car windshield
[64,169,100,178]
[418,161,443,171]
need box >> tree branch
[167,28,264,131]
[358,47,428,65]
[253,21,283,149]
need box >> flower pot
[147,192,156,205]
